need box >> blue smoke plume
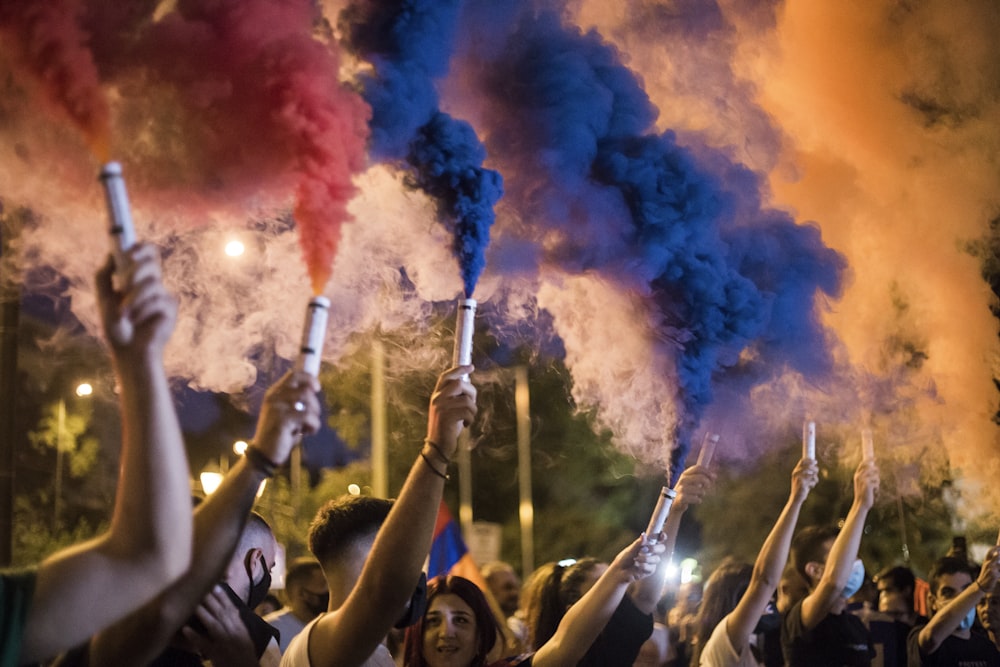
[341,0,502,297]
[461,4,845,483]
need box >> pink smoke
[0,0,111,160]
[127,0,370,294]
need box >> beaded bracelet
[245,445,279,477]
[420,452,450,481]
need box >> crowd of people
[2,247,999,667]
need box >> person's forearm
[755,496,804,589]
[90,458,267,663]
[918,586,985,653]
[110,353,192,579]
[355,452,443,606]
[823,500,867,589]
[727,496,804,644]
[326,447,447,666]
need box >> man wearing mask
[265,558,329,654]
[781,460,880,667]
[150,512,282,666]
[907,550,1000,667]
[53,370,322,666]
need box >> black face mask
[218,582,281,657]
[246,552,272,610]
[184,580,280,659]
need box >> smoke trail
[0,0,111,160]
[127,0,370,295]
[407,113,502,298]
[341,0,502,297]
[454,4,845,482]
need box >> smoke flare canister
[862,428,874,461]
[452,298,477,379]
[99,162,136,274]
[295,296,330,377]
[803,421,816,460]
[645,487,677,537]
[696,432,720,468]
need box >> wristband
[245,445,279,477]
[420,452,450,481]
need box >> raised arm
[20,246,192,662]
[800,459,878,629]
[87,370,320,664]
[307,365,476,667]
[918,546,1000,654]
[630,464,715,614]
[533,536,665,667]
[725,457,817,650]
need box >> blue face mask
[958,607,977,631]
[841,559,866,599]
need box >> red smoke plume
[0,0,111,161]
[2,0,370,295]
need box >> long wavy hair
[403,575,502,667]
[691,558,753,666]
[526,557,602,650]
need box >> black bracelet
[245,445,279,477]
[423,438,452,465]
[420,452,450,481]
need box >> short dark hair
[875,566,916,596]
[308,495,392,565]
[790,525,839,582]
[285,557,322,593]
[236,511,274,556]
[403,575,501,667]
[927,556,977,596]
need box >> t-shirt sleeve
[780,599,806,665]
[280,617,319,667]
[699,615,743,667]
[906,624,935,667]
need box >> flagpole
[371,340,387,498]
[458,433,473,538]
[515,366,534,577]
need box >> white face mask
[958,607,977,631]
[841,559,866,599]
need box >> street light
[224,240,245,257]
[199,469,225,495]
[200,441,266,497]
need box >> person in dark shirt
[780,460,880,667]
[906,551,1000,667]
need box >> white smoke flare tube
[803,421,816,460]
[294,296,330,377]
[99,162,137,281]
[861,428,874,462]
[696,432,720,468]
[645,486,677,538]
[452,298,477,381]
